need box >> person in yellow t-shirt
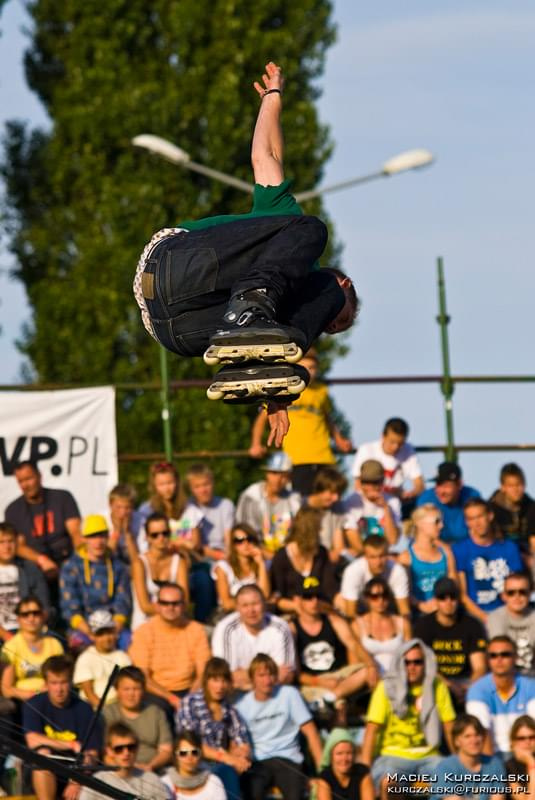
[249,349,353,495]
[361,638,456,799]
[1,595,63,700]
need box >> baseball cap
[299,576,322,598]
[434,462,462,484]
[433,577,460,599]
[263,452,293,473]
[88,609,115,633]
[82,514,109,537]
[360,460,385,484]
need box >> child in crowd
[73,609,131,708]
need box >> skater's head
[322,268,359,335]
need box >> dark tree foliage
[1,0,347,497]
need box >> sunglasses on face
[488,651,515,659]
[148,530,171,539]
[436,593,457,601]
[367,592,386,599]
[18,609,42,618]
[177,748,200,757]
[159,599,184,607]
[111,743,137,754]
[404,659,424,666]
[505,588,529,597]
[233,535,257,544]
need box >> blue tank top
[409,542,448,601]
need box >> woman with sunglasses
[507,715,535,799]
[353,577,411,675]
[399,503,457,615]
[131,512,189,630]
[211,524,270,612]
[1,595,63,701]
[163,731,227,799]
[177,657,251,799]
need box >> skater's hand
[253,61,284,98]
[266,402,290,448]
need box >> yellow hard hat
[82,514,109,537]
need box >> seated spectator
[467,636,535,757]
[399,504,456,615]
[289,576,378,722]
[131,511,189,631]
[249,347,353,496]
[506,715,535,796]
[413,577,487,709]
[212,523,270,612]
[270,508,339,614]
[434,714,507,797]
[5,459,81,577]
[303,467,348,562]
[59,514,131,650]
[236,452,301,558]
[103,666,173,773]
[184,462,235,560]
[488,572,535,675]
[103,483,142,564]
[79,722,169,800]
[489,463,535,553]
[129,582,210,712]
[454,498,523,624]
[73,609,131,708]
[177,657,251,799]
[316,727,374,800]
[23,654,101,800]
[1,595,63,701]
[344,460,406,555]
[416,461,480,543]
[212,584,296,691]
[236,653,323,800]
[353,577,411,676]
[0,521,49,643]
[352,417,424,502]
[360,639,455,797]
[163,731,226,799]
[339,535,410,619]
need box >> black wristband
[263,89,281,97]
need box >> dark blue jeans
[142,215,344,356]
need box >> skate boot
[204,289,304,366]
[206,360,310,403]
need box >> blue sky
[1,0,534,495]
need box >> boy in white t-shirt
[73,609,131,708]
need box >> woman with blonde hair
[399,503,456,615]
[270,507,338,613]
[211,524,270,612]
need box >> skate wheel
[285,346,303,364]
[204,353,221,366]
[206,387,224,400]
[289,379,306,395]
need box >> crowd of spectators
[2,396,535,799]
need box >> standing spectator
[360,639,455,796]
[131,511,189,631]
[416,461,480,543]
[399,504,456,615]
[344,460,406,555]
[270,507,339,614]
[73,609,131,708]
[249,348,353,496]
[59,514,131,649]
[163,731,226,800]
[236,653,323,800]
[413,577,487,709]
[79,722,169,800]
[103,483,142,565]
[177,657,251,799]
[1,595,63,701]
[5,459,81,574]
[454,498,523,624]
[184,463,235,559]
[212,523,270,612]
[353,577,411,676]
[316,728,374,800]
[0,521,49,643]
[339,534,410,619]
[488,463,535,552]
[236,452,301,557]
[303,467,348,562]
[103,666,173,773]
[129,582,210,712]
[487,572,535,675]
[467,635,535,757]
[352,418,424,502]
[23,654,101,800]
[212,584,296,691]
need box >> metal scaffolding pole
[436,256,456,461]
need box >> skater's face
[153,470,177,501]
[188,474,214,505]
[324,279,356,334]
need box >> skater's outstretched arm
[251,62,285,186]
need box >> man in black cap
[415,461,481,543]
[413,576,488,709]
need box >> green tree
[1,0,344,496]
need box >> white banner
[0,387,118,519]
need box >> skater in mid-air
[134,61,359,446]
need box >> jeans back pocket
[165,244,219,306]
